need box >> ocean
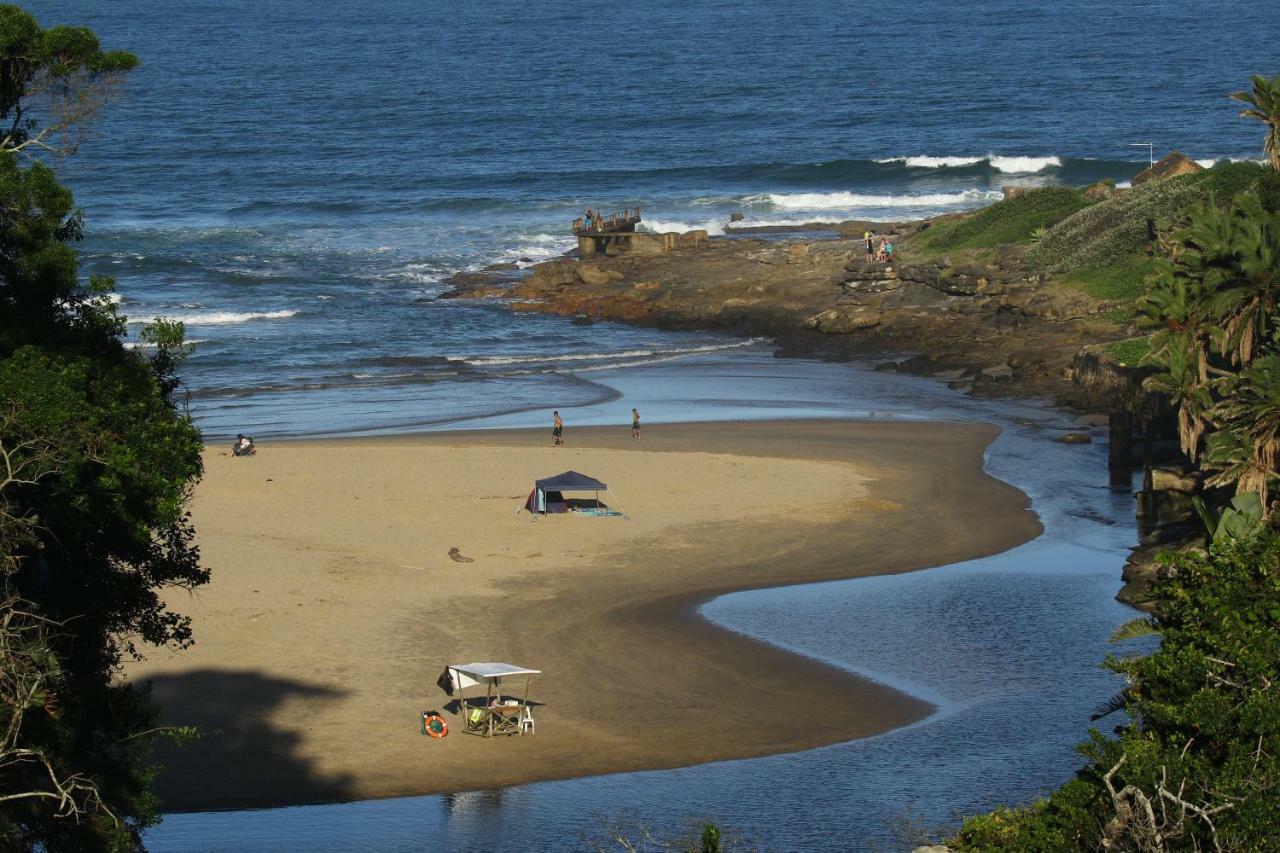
[29,0,1280,438]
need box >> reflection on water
[147,357,1146,851]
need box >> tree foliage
[0,7,204,851]
[1231,74,1280,173]
[0,4,137,157]
[1137,192,1280,505]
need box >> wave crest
[125,309,299,326]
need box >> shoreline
[130,418,1040,812]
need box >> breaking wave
[125,309,299,326]
[875,154,1062,173]
[758,189,1002,210]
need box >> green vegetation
[1108,336,1151,366]
[914,186,1089,252]
[0,7,205,851]
[1232,73,1280,172]
[1064,257,1155,302]
[1139,190,1280,502]
[1028,162,1275,273]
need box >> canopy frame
[447,662,541,737]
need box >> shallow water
[146,356,1149,851]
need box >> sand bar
[127,419,1040,811]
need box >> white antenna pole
[1128,142,1155,167]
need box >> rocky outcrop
[1133,151,1204,185]
[444,226,1131,403]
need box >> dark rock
[981,364,1014,381]
[483,262,519,272]
[729,212,745,222]
[873,361,899,372]
[1083,179,1116,201]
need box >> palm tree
[1231,74,1280,173]
[1206,355,1280,505]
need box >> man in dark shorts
[552,410,563,446]
[631,408,640,439]
[864,230,874,263]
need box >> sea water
[28,0,1280,439]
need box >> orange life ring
[423,713,448,738]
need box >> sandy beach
[127,419,1040,811]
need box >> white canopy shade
[448,662,541,690]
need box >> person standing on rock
[631,408,640,439]
[552,410,564,446]
[864,230,875,263]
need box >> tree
[1232,74,1280,173]
[0,4,137,158]
[1138,192,1280,505]
[0,7,206,851]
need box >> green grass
[913,187,1090,252]
[1064,257,1155,301]
[1108,336,1152,365]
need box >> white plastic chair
[519,706,535,735]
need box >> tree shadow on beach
[143,668,355,811]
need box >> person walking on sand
[864,230,874,263]
[631,408,640,439]
[552,410,564,446]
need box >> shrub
[915,187,1089,252]
[1109,336,1152,365]
[1028,162,1273,273]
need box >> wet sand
[127,419,1040,811]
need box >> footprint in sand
[448,547,474,563]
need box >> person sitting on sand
[552,411,564,446]
[631,408,640,439]
[232,434,256,457]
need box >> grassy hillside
[913,186,1088,252]
[1029,162,1276,272]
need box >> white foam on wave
[456,338,763,367]
[758,189,1001,211]
[877,154,1062,173]
[986,155,1062,173]
[876,155,985,169]
[125,309,298,326]
[498,233,576,265]
[640,217,728,236]
[124,338,207,349]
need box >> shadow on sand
[144,668,355,811]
